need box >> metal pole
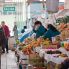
[0,46,2,69]
[0,50,1,69]
[42,0,46,23]
[24,0,27,27]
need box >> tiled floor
[1,50,18,69]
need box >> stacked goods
[42,38,58,49]
[16,40,20,45]
[58,54,68,57]
[61,31,66,40]
[58,23,67,32]
[57,23,69,40]
[42,38,51,46]
[18,42,26,46]
[22,45,34,55]
[24,38,32,44]
[55,36,61,42]
[61,41,69,51]
[53,36,61,48]
[18,34,69,55]
[42,45,58,49]
[22,38,44,54]
[18,37,61,54]
[64,23,69,38]
[18,37,44,55]
[64,42,69,51]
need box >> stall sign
[3,7,15,11]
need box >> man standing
[1,21,10,53]
[13,22,18,41]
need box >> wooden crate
[42,45,57,49]
[47,62,61,69]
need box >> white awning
[55,9,69,18]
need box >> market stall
[15,32,69,69]
[14,1,69,68]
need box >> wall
[64,0,69,9]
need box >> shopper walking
[0,25,6,53]
[13,22,18,41]
[1,21,10,53]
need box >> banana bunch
[42,40,51,45]
[16,40,20,45]
[18,43,26,46]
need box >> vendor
[43,24,60,40]
[21,26,27,33]
[19,21,47,42]
[33,21,47,38]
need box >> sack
[8,37,16,50]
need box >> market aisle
[1,50,18,69]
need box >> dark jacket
[33,25,47,38]
[2,25,10,38]
[43,28,60,40]
[0,28,6,45]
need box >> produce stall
[15,23,69,69]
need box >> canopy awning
[55,9,69,18]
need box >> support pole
[0,53,1,69]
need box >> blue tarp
[19,30,33,42]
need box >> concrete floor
[1,50,18,69]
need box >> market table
[15,46,29,63]
[44,53,67,64]
[35,47,69,63]
[35,47,69,69]
[15,46,29,69]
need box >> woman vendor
[33,21,47,38]
[43,24,60,40]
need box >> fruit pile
[42,38,58,49]
[24,38,32,44]
[18,43,26,46]
[58,23,69,40]
[42,38,51,46]
[61,42,69,51]
[58,23,67,32]
[18,37,44,55]
[22,46,34,55]
[18,37,60,54]
[64,42,69,51]
[22,38,42,54]
[58,54,68,57]
[16,40,20,45]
